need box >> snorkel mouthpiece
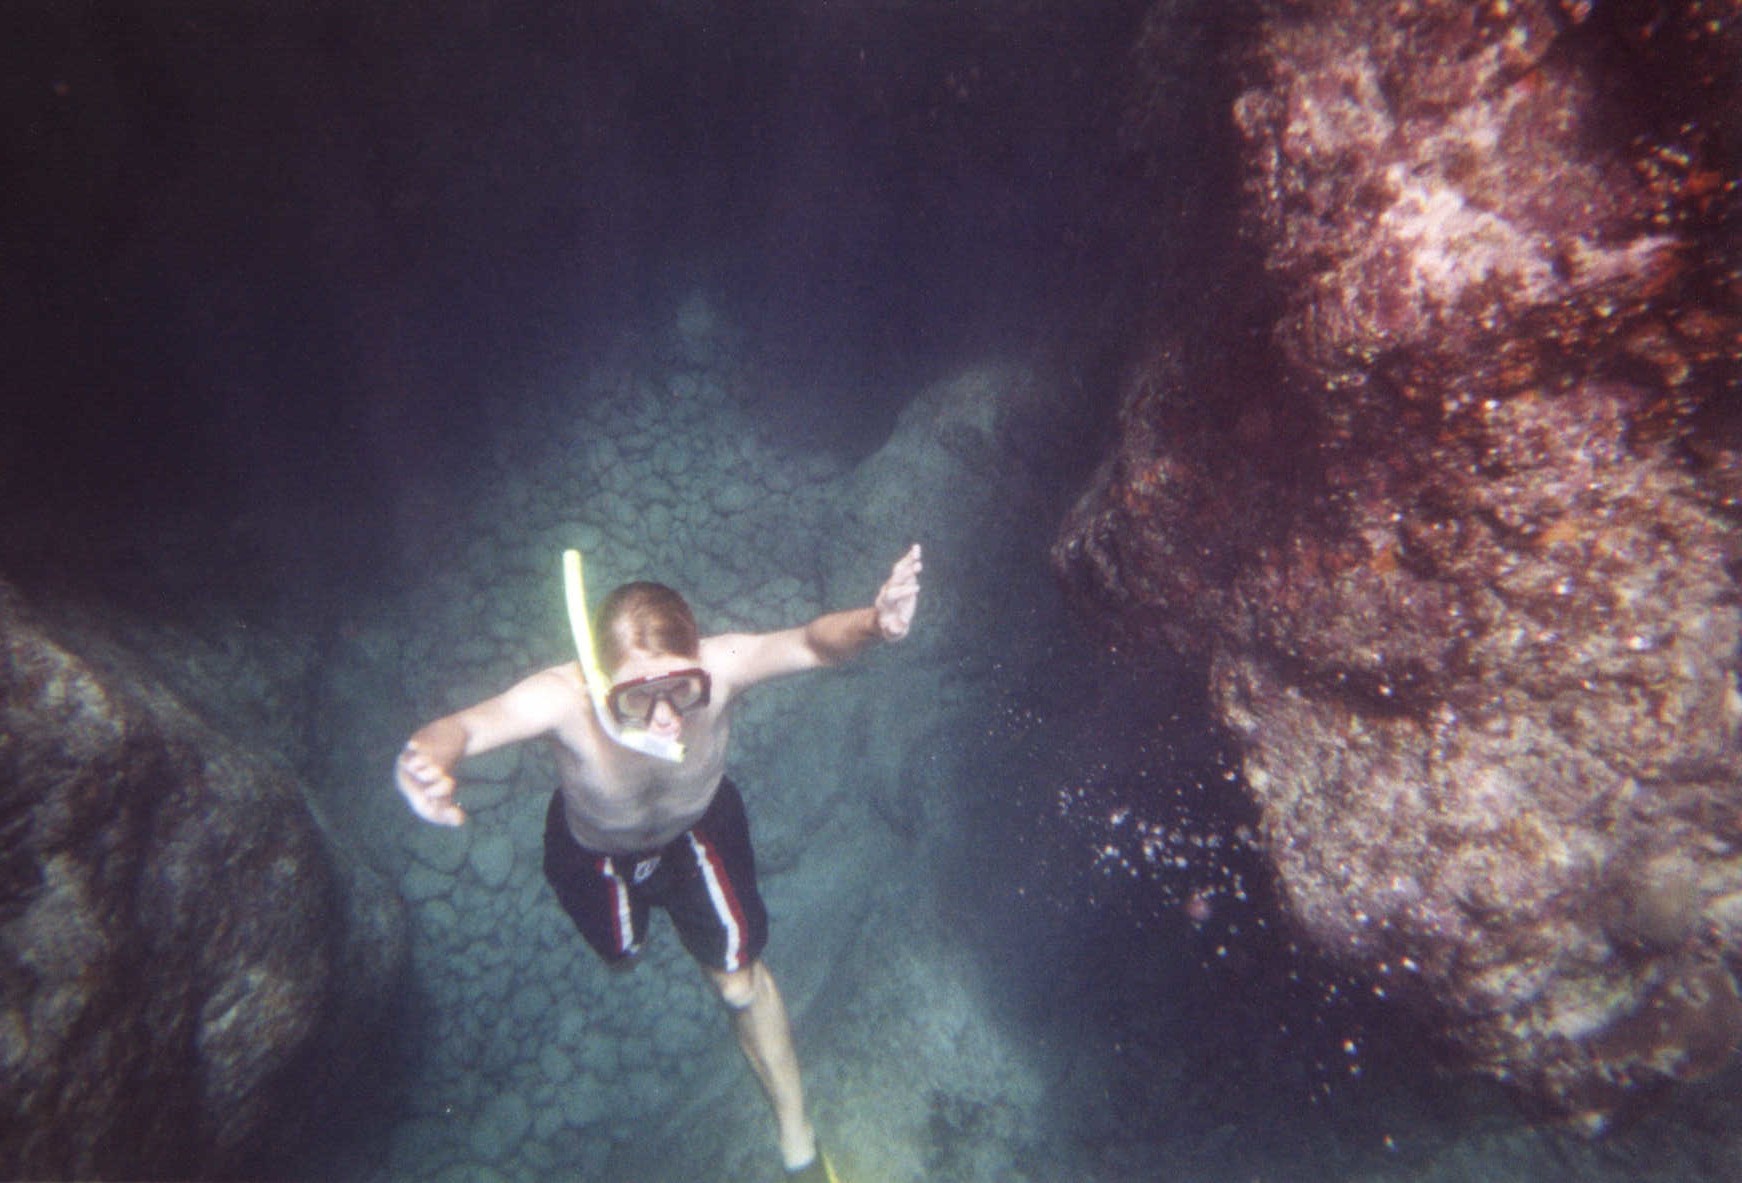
[562,549,686,763]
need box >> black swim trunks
[541,778,769,973]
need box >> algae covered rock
[1056,0,1742,1125]
[0,579,406,1178]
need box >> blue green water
[2,4,1735,1178]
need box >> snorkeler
[394,543,922,1182]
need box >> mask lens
[609,669,710,725]
[665,672,709,711]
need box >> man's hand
[396,740,467,826]
[874,543,923,641]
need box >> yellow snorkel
[562,549,686,763]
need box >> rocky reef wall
[1055,0,1742,1125]
[0,581,406,1178]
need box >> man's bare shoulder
[529,661,585,689]
[701,632,752,658]
[439,661,587,756]
[700,631,764,669]
[494,662,586,721]
[700,628,815,691]
[699,633,749,687]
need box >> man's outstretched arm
[394,667,576,826]
[804,541,922,661]
[709,544,923,687]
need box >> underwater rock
[469,830,517,889]
[407,811,473,874]
[827,361,1098,655]
[469,1090,532,1162]
[1057,0,1741,1124]
[0,579,406,1178]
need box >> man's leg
[709,959,816,1171]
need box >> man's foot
[784,1145,839,1183]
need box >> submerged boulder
[1057,0,1741,1125]
[0,579,406,1178]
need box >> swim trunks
[541,778,769,973]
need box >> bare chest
[545,707,730,852]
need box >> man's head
[596,581,699,674]
[596,582,709,739]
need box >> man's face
[606,648,710,741]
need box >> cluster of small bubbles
[1057,749,1260,926]
[1050,717,1423,1120]
[1270,947,1414,1107]
[963,656,1418,1145]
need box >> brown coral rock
[1058,0,1742,1124]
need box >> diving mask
[606,668,712,727]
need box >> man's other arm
[710,544,922,688]
[394,666,576,826]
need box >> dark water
[1,1,1139,597]
[4,4,1738,1181]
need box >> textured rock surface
[0,580,406,1178]
[1056,0,1742,1123]
[825,361,1096,654]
